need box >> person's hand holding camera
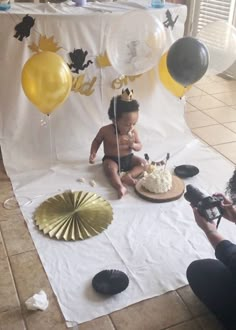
[191,205,225,248]
[213,193,236,223]
[191,205,217,233]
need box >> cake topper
[164,152,170,170]
[121,88,133,102]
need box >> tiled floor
[1,74,235,329]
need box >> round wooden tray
[135,175,185,203]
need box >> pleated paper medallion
[34,190,113,241]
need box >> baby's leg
[103,159,127,199]
[121,173,137,186]
[121,156,147,186]
[130,156,147,178]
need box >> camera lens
[184,185,207,206]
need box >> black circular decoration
[167,37,209,86]
[92,270,129,295]
[174,165,199,178]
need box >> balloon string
[47,115,53,167]
[99,15,105,128]
[113,97,121,175]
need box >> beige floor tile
[203,106,236,123]
[196,313,225,330]
[213,142,236,164]
[0,182,15,201]
[166,319,202,330]
[210,75,232,83]
[0,177,26,221]
[0,308,26,330]
[0,171,8,182]
[224,122,236,133]
[0,207,24,221]
[80,316,115,330]
[9,250,53,300]
[0,216,35,256]
[213,92,236,106]
[195,75,226,87]
[0,161,7,175]
[185,86,206,97]
[0,232,7,260]
[192,125,236,146]
[10,250,66,330]
[196,81,236,95]
[177,285,208,317]
[0,160,5,171]
[195,76,212,86]
[187,95,225,110]
[0,257,20,313]
[110,292,191,330]
[184,111,217,128]
[185,102,198,112]
[25,303,67,330]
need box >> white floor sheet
[1,2,236,325]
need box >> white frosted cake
[142,166,172,194]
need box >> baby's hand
[89,153,96,164]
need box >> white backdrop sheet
[0,2,236,326]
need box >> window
[189,0,236,77]
[191,0,236,36]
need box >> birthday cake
[142,165,172,194]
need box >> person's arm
[89,129,104,164]
[191,204,236,275]
[191,206,225,249]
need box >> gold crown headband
[120,88,133,102]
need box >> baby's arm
[89,128,104,164]
[128,129,142,152]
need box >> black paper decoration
[14,15,35,42]
[68,48,93,74]
[174,165,199,178]
[92,270,129,295]
[163,10,179,30]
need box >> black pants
[187,259,236,330]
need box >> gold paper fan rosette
[34,191,113,241]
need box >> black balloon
[92,269,129,295]
[167,37,209,86]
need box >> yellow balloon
[21,51,72,115]
[158,52,191,98]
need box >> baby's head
[108,89,139,135]
[108,89,139,118]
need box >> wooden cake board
[135,175,185,203]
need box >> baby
[89,88,146,198]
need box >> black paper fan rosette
[174,165,199,178]
[34,190,113,241]
[92,270,129,295]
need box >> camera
[184,184,224,222]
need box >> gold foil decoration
[29,35,61,53]
[96,52,111,67]
[71,75,97,95]
[111,74,142,89]
[34,190,113,241]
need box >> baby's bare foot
[121,174,137,186]
[117,185,127,199]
